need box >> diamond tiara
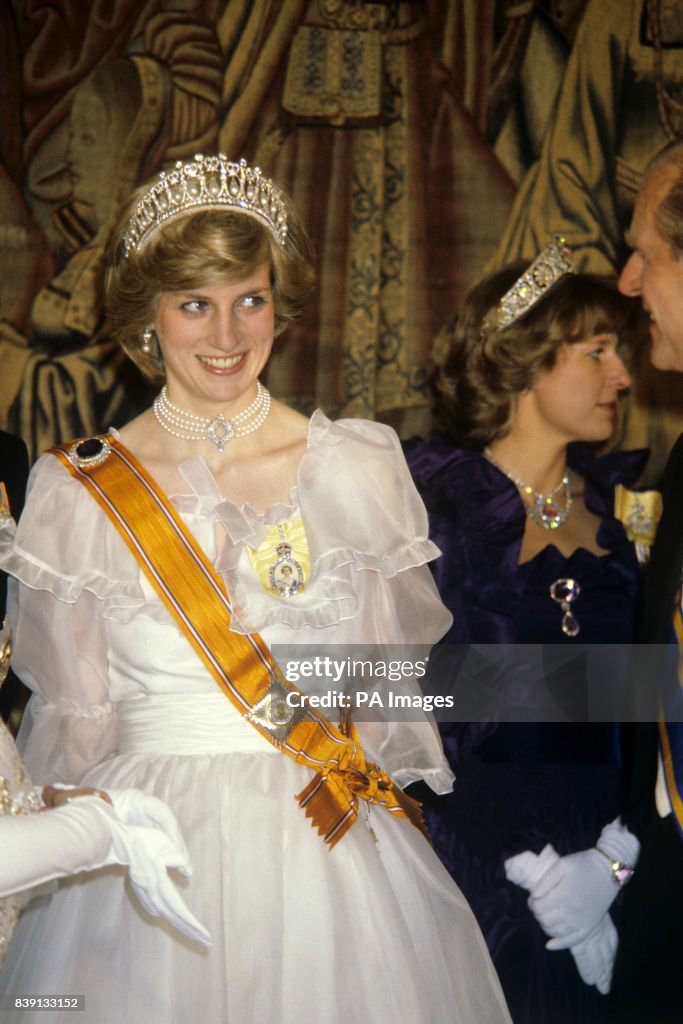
[122,154,289,256]
[491,235,575,330]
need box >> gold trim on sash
[659,716,683,834]
[53,435,426,848]
[0,483,10,524]
[660,601,683,834]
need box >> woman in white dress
[0,746,210,972]
[0,514,208,973]
[0,155,510,1023]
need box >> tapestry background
[2,0,683,482]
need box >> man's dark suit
[609,434,683,1023]
[0,428,30,724]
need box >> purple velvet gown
[404,438,646,1024]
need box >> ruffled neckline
[112,409,333,538]
[406,438,646,558]
[28,411,440,635]
[404,438,648,624]
[178,410,438,633]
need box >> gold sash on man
[660,598,683,839]
[52,435,426,848]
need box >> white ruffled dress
[0,413,510,1023]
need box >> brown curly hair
[104,176,315,384]
[432,263,640,449]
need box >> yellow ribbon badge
[614,484,663,560]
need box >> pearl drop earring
[142,328,155,354]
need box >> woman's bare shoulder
[270,400,310,435]
[116,409,157,452]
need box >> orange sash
[52,435,427,848]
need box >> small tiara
[491,235,575,331]
[122,154,288,256]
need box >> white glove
[503,826,631,995]
[527,818,639,950]
[107,789,188,851]
[30,785,210,947]
[101,789,211,947]
[504,843,560,891]
[569,916,618,995]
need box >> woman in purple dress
[405,240,652,1024]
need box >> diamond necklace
[154,381,271,452]
[484,448,572,530]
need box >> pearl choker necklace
[154,381,271,451]
[484,449,572,530]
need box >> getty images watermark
[281,653,454,712]
[282,653,454,713]
[272,643,681,723]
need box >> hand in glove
[106,789,188,851]
[43,785,210,947]
[505,839,622,994]
[102,789,211,947]
[527,818,639,950]
[569,916,618,995]
[504,843,560,891]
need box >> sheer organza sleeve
[271,415,456,793]
[324,419,454,791]
[342,564,456,795]
[6,456,118,782]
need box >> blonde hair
[105,186,315,383]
